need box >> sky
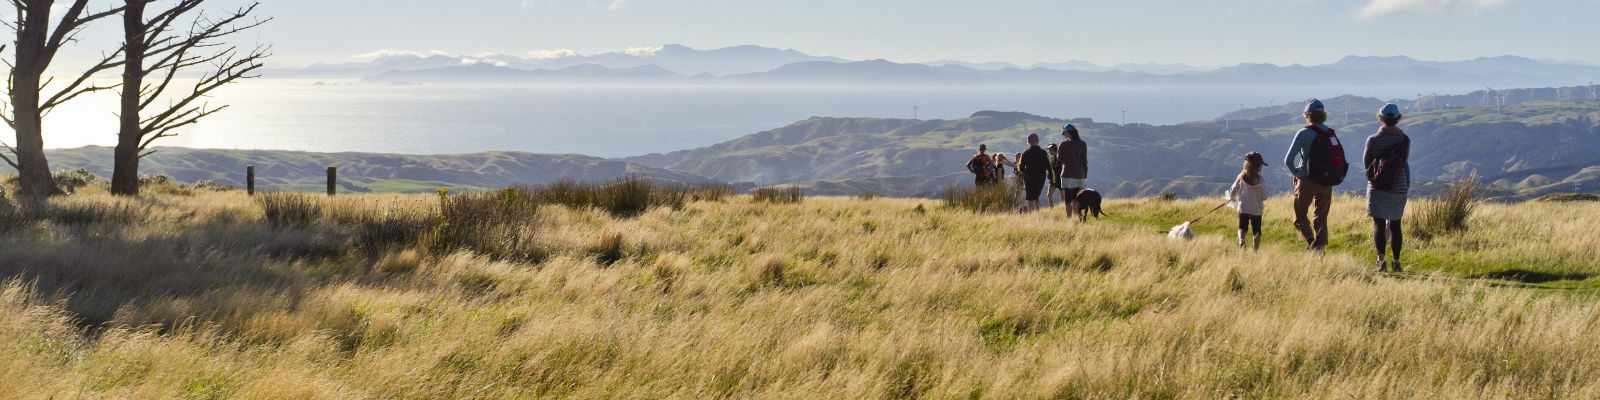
[43,0,1600,69]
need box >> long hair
[1240,160,1263,185]
[1066,129,1082,142]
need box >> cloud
[624,46,662,57]
[1357,0,1511,20]
[352,49,449,60]
[459,57,510,67]
[527,49,581,59]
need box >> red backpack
[1306,125,1349,186]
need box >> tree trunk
[11,2,63,198]
[110,0,146,196]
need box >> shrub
[752,186,804,204]
[940,183,1019,213]
[1411,171,1480,239]
[858,191,880,201]
[256,192,325,228]
[189,180,237,192]
[52,168,100,190]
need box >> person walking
[966,144,995,187]
[1364,104,1412,272]
[1019,133,1052,212]
[1229,152,1271,251]
[1055,124,1089,220]
[1283,99,1348,251]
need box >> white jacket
[1228,175,1269,216]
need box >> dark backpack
[1305,125,1348,186]
[966,155,989,175]
[1366,137,1409,192]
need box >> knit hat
[1027,133,1040,143]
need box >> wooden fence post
[326,167,337,196]
[246,165,255,195]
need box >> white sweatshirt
[1228,175,1269,216]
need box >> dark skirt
[1367,189,1408,220]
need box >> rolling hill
[629,100,1600,200]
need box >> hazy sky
[51,0,1600,68]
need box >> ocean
[39,80,1478,159]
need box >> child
[1229,152,1271,251]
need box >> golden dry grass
[2,183,1599,399]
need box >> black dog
[1073,189,1105,222]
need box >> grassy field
[2,181,1599,398]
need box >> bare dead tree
[110,0,269,195]
[4,0,126,198]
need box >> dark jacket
[1020,146,1051,182]
[1056,139,1088,179]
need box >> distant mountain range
[267,44,1600,88]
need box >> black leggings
[1373,218,1403,259]
[1238,213,1262,236]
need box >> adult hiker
[1283,99,1349,251]
[1364,104,1411,272]
[966,144,995,187]
[1055,124,1089,220]
[1019,133,1053,212]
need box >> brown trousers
[1292,178,1333,249]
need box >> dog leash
[1189,201,1231,224]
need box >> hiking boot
[1373,259,1388,273]
[1390,260,1403,273]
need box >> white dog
[1167,222,1195,241]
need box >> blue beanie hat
[1305,99,1325,113]
[1379,103,1402,119]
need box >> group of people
[966,124,1089,217]
[1229,99,1412,272]
[967,99,1414,273]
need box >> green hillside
[633,101,1600,200]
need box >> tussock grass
[1412,171,1481,239]
[2,188,1599,398]
[256,192,325,228]
[752,185,805,204]
[940,183,1020,213]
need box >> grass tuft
[940,183,1019,213]
[752,186,804,204]
[256,192,324,228]
[1412,171,1480,239]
